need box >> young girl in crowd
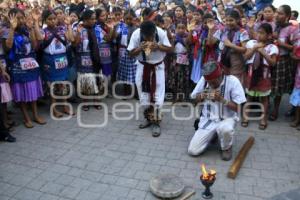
[162,11,175,94]
[169,20,190,102]
[190,13,217,84]
[174,6,187,25]
[154,15,164,29]
[54,6,66,27]
[68,10,79,84]
[40,10,74,117]
[112,7,123,27]
[5,8,45,128]
[69,10,79,28]
[243,23,278,129]
[157,2,167,16]
[186,7,195,32]
[162,11,175,37]
[249,5,276,39]
[110,7,124,85]
[256,5,276,31]
[270,5,296,121]
[115,9,137,97]
[208,9,249,84]
[73,9,101,111]
[95,8,113,94]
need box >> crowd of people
[0,0,299,159]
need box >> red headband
[204,64,222,81]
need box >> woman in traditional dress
[270,5,296,121]
[4,8,46,128]
[115,9,138,98]
[73,10,101,111]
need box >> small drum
[150,174,185,199]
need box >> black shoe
[139,119,151,129]
[152,124,161,137]
[1,133,16,143]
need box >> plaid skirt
[117,49,137,84]
[271,56,294,96]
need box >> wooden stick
[179,190,196,200]
[227,136,255,179]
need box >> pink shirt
[278,25,297,56]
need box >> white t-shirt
[127,27,171,64]
[191,75,246,122]
[41,29,67,55]
[174,42,187,54]
[245,40,279,65]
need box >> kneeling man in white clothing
[188,61,246,161]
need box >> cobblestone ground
[0,95,299,200]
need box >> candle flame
[201,164,209,180]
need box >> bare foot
[269,111,278,121]
[24,120,34,128]
[63,106,76,116]
[53,109,63,118]
[33,116,46,125]
[94,105,102,110]
[259,120,268,130]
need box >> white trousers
[188,118,236,156]
[135,61,165,107]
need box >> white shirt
[246,40,279,65]
[191,75,246,121]
[174,42,187,54]
[127,27,171,64]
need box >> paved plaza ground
[0,95,299,200]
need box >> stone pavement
[0,96,300,200]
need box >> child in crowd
[115,9,137,97]
[243,23,278,130]
[95,8,113,96]
[169,20,190,102]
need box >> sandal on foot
[33,118,46,125]
[241,120,249,127]
[53,111,63,118]
[82,106,89,111]
[268,114,278,121]
[259,123,268,130]
[94,105,102,110]
[63,109,76,116]
[24,121,34,128]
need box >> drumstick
[179,190,196,200]
[227,136,255,179]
